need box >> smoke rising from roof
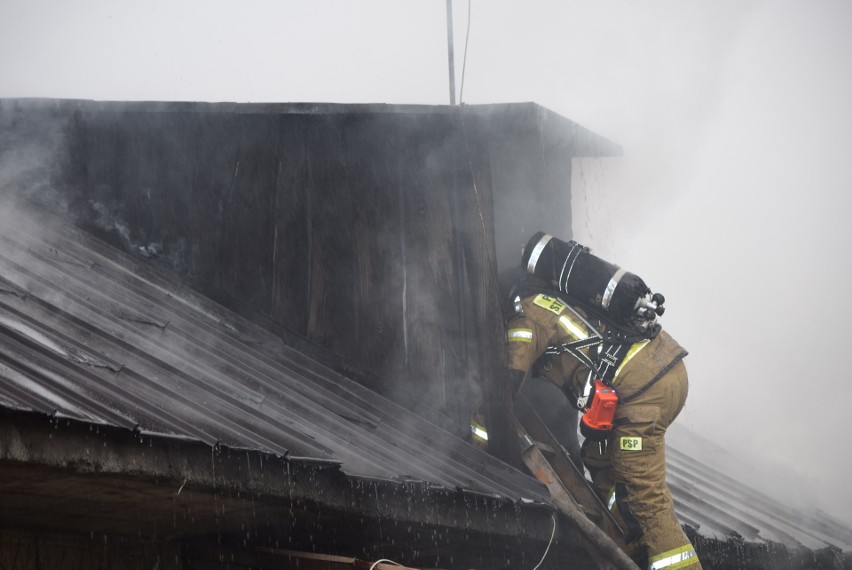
[567,1,852,528]
[2,0,852,530]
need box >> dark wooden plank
[270,114,311,336]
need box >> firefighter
[503,252,701,569]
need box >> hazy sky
[2,0,852,525]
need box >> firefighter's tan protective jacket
[507,292,702,570]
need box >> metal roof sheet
[0,199,542,500]
[665,432,852,550]
[1,198,850,552]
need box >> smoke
[570,1,852,528]
[0,103,75,315]
[3,0,851,534]
[0,103,70,214]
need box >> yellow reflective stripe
[557,315,589,340]
[470,422,489,441]
[611,339,649,384]
[507,328,533,343]
[649,544,699,569]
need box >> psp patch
[619,437,643,451]
[533,294,566,315]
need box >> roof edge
[0,406,558,543]
[0,98,621,157]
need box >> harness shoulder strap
[545,337,602,375]
[618,349,689,404]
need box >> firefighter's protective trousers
[506,293,701,569]
[583,359,701,569]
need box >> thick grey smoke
[0,105,70,214]
[569,2,852,526]
[3,0,851,529]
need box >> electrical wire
[458,0,472,105]
[369,559,402,570]
[365,502,554,570]
[365,515,555,570]
[532,513,558,570]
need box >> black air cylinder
[521,232,652,325]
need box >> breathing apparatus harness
[543,319,644,441]
[520,232,669,441]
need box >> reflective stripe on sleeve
[507,328,534,343]
[557,315,589,340]
[649,544,700,569]
[470,422,489,441]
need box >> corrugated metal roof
[1,198,851,553]
[0,199,542,501]
[665,430,852,550]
